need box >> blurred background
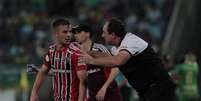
[0,0,200,101]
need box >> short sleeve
[118,33,148,56]
[72,50,87,71]
[43,52,51,69]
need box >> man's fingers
[96,93,105,101]
[72,42,82,49]
[69,42,81,51]
[68,43,89,56]
[78,57,84,63]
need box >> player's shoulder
[93,43,107,49]
[69,42,81,53]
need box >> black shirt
[115,33,172,96]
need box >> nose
[67,32,71,36]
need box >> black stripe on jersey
[90,42,94,51]
[67,69,70,101]
[52,49,56,95]
[66,52,70,70]
[66,52,71,101]
[52,49,56,68]
[59,52,62,100]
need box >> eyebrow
[62,30,68,33]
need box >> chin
[105,41,110,45]
[64,42,70,45]
[105,41,110,44]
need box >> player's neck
[82,39,92,52]
[55,42,68,51]
[113,37,121,47]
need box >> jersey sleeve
[72,50,87,71]
[43,52,51,69]
[118,33,148,56]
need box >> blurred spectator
[144,3,162,44]
[174,52,199,101]
[0,0,174,65]
[125,11,138,33]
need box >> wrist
[89,57,95,64]
[102,85,108,90]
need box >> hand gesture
[96,86,107,101]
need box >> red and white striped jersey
[43,44,86,101]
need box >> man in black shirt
[76,18,176,101]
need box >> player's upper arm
[43,52,51,69]
[40,64,50,74]
[113,50,131,66]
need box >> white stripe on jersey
[93,43,111,55]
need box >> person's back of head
[72,24,93,39]
[107,18,126,38]
[184,52,197,64]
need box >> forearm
[90,56,118,67]
[78,81,86,101]
[77,70,87,101]
[102,68,119,89]
[31,70,47,94]
[88,51,110,58]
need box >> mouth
[65,38,71,42]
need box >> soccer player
[30,18,87,101]
[78,18,176,101]
[174,52,199,101]
[72,24,122,101]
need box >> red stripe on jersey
[62,49,67,101]
[54,51,59,100]
[70,51,79,101]
[104,67,111,79]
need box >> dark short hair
[107,18,126,37]
[51,18,70,29]
[72,24,93,38]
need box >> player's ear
[54,32,59,37]
[111,32,116,38]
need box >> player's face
[102,22,113,45]
[74,31,89,44]
[55,25,72,45]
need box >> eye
[63,31,68,33]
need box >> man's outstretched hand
[68,42,94,65]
